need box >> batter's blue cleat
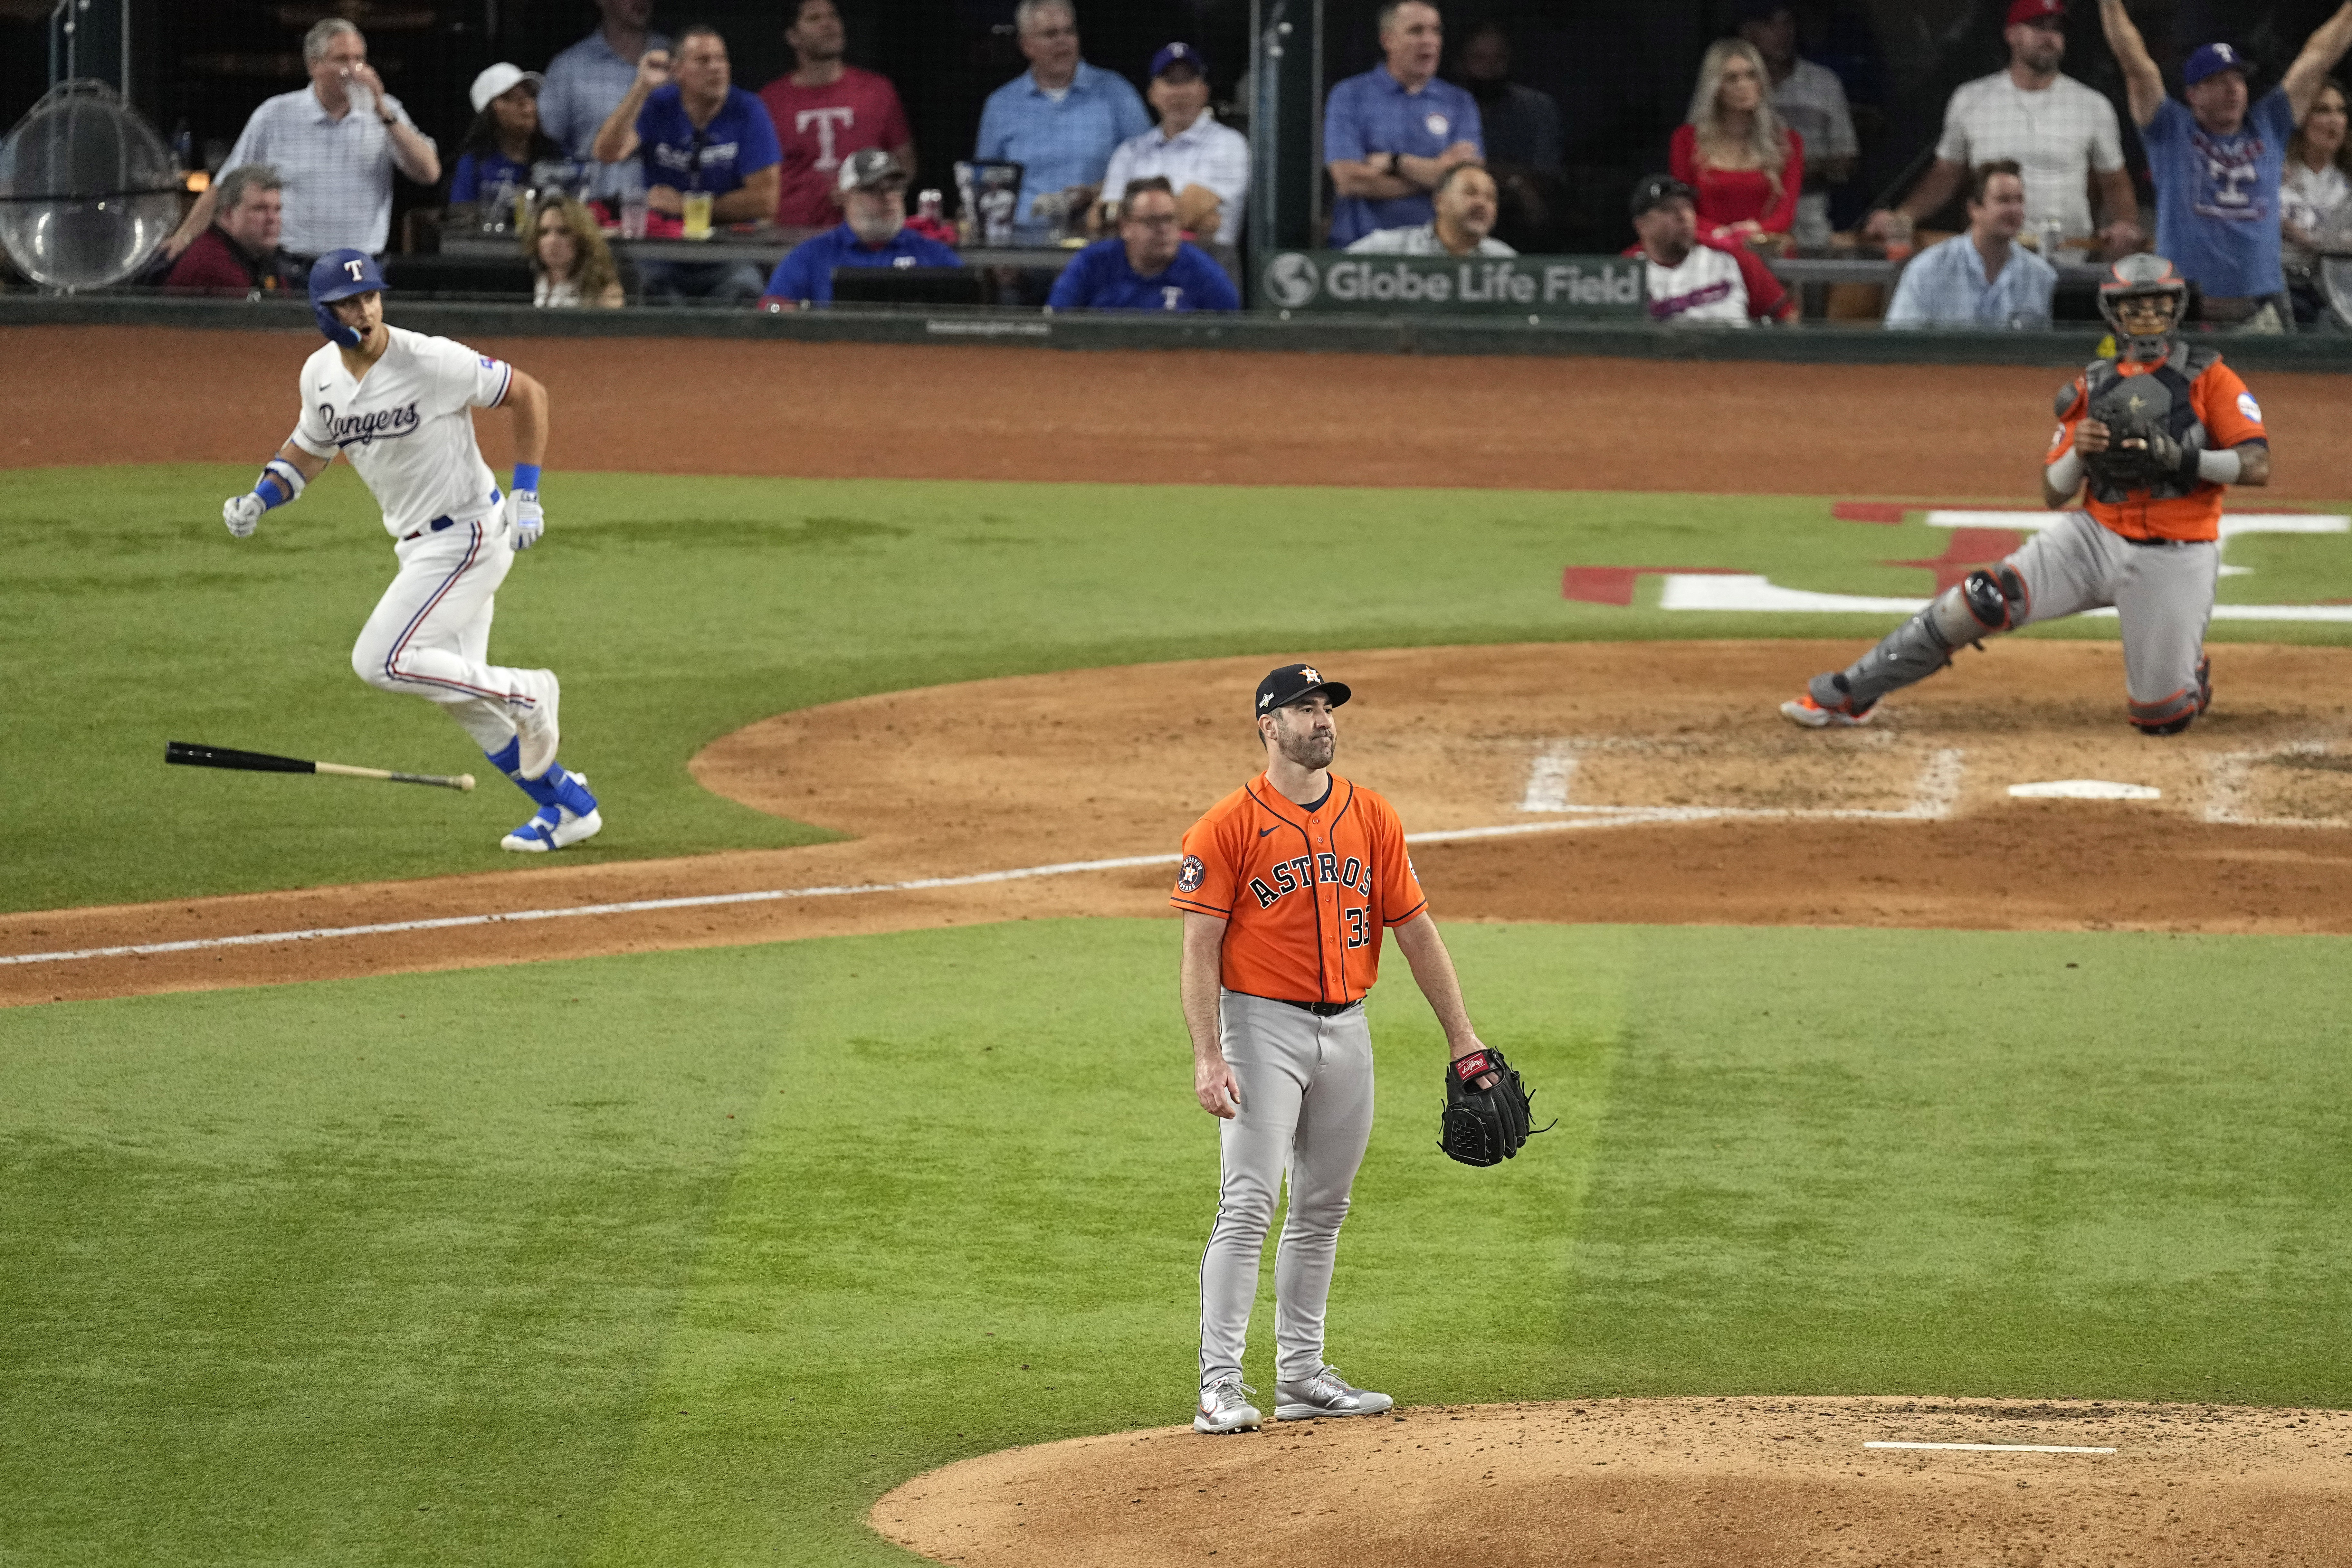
[501,771,601,852]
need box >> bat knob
[459,774,476,792]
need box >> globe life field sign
[1260,251,1644,317]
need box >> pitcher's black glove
[1438,1047,1553,1167]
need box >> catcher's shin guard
[1821,568,2023,710]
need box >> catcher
[1783,253,2271,735]
[1172,663,1542,1437]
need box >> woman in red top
[1670,38,1803,251]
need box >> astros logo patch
[1176,854,1207,894]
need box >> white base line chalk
[1865,1441,2115,1455]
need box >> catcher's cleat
[1195,1375,1262,1434]
[1274,1366,1393,1422]
[501,772,602,852]
[1780,691,1876,729]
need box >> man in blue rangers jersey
[1045,177,1240,311]
[760,150,960,307]
[217,251,603,853]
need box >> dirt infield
[874,1397,2352,1568]
[9,326,2352,498]
[7,640,2351,1006]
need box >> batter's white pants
[349,517,553,754]
[1199,990,1376,1390]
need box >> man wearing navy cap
[1045,176,1240,311]
[2100,0,2352,326]
[759,150,961,309]
[1099,44,1251,246]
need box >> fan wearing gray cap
[1174,663,1516,1435]
[449,64,561,214]
[759,149,961,307]
[2100,0,2352,326]
[1623,173,1792,324]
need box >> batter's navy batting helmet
[309,249,388,349]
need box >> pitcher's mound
[873,1396,2352,1568]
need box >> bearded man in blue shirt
[1046,177,1240,311]
[762,150,961,307]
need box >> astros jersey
[1170,771,1427,1006]
[2049,348,2265,543]
[291,326,512,539]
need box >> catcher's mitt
[1438,1047,1554,1167]
[2086,416,2187,491]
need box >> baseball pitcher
[1783,253,2271,735]
[218,251,601,851]
[1174,664,1529,1435]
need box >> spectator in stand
[2102,0,2352,329]
[759,0,916,231]
[1346,163,1514,255]
[448,64,560,218]
[2282,78,2352,323]
[541,0,669,202]
[165,164,297,295]
[1624,172,1794,325]
[1099,44,1250,247]
[1325,2,1484,247]
[1457,23,1560,170]
[1046,176,1239,311]
[1884,160,2056,328]
[1868,0,2137,261]
[1673,39,1802,252]
[526,194,626,307]
[761,150,960,308]
[975,2,1152,240]
[593,26,782,301]
[1736,0,1855,249]
[161,19,439,266]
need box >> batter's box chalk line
[2203,740,2352,829]
[1517,738,1964,824]
[1864,1441,2116,1455]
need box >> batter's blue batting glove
[504,488,544,550]
[222,493,263,538]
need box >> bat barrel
[166,741,315,775]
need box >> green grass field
[4,921,2347,1565]
[9,463,2352,1565]
[6,466,2350,912]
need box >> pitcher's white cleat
[1195,1375,1262,1434]
[1274,1365,1392,1421]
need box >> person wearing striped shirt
[164,20,439,265]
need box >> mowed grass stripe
[2,921,2347,1566]
[12,466,2352,913]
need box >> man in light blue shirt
[1886,159,2056,328]
[1323,1,1484,246]
[540,0,669,201]
[974,1,1151,239]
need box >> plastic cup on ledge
[1883,212,1914,263]
[620,201,648,240]
[682,190,714,241]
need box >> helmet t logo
[344,260,366,281]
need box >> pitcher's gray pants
[1198,990,1376,1390]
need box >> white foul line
[1865,1441,2115,1455]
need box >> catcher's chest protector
[2080,343,2220,505]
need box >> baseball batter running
[219,251,601,851]
[1782,253,2271,736]
[1174,664,1499,1434]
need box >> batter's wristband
[254,457,305,510]
[512,463,542,494]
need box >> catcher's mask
[2098,253,2187,362]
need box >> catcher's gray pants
[1199,990,1375,1390]
[1836,510,2218,727]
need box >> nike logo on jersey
[1259,825,1280,837]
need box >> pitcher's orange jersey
[2049,355,2266,543]
[1170,772,1427,1006]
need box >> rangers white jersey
[292,326,513,538]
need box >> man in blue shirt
[591,25,782,299]
[1046,177,1240,310]
[1324,1,1484,246]
[1885,160,2056,328]
[974,1,1152,239]
[762,150,961,307]
[2100,0,2352,326]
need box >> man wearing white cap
[449,64,558,213]
[758,149,960,308]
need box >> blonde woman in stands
[1671,37,1803,253]
[525,195,625,308]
